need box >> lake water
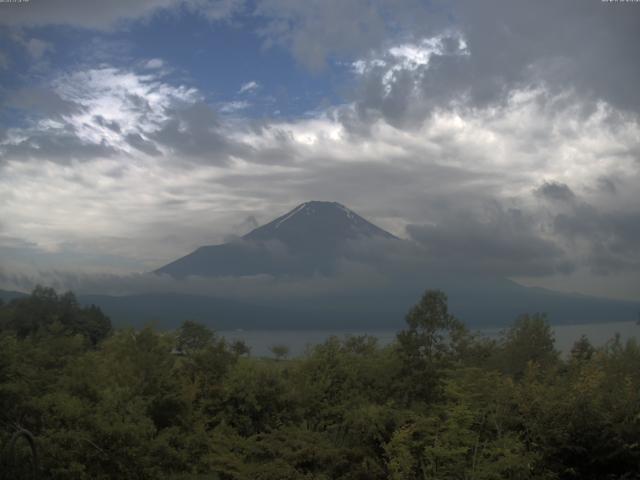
[220,321,639,358]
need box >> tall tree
[396,290,466,403]
[176,320,214,354]
[499,313,558,377]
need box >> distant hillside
[0,289,27,303]
[76,279,640,331]
[77,292,401,330]
[3,285,638,331]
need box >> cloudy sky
[1,0,639,300]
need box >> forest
[1,286,639,479]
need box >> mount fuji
[156,201,397,278]
[47,200,639,330]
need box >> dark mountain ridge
[156,201,397,278]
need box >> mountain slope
[156,201,396,278]
[244,201,396,248]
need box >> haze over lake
[220,321,639,358]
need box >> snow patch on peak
[273,201,365,230]
[274,203,306,229]
[337,203,356,221]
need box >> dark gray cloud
[256,0,446,70]
[553,203,640,275]
[257,0,396,71]
[535,182,576,203]
[455,0,640,111]
[595,177,617,195]
[1,131,116,163]
[150,102,251,163]
[0,0,244,30]
[332,0,640,127]
[125,94,153,115]
[406,204,573,277]
[125,133,161,156]
[3,87,84,118]
[93,115,121,133]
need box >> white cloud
[0,66,200,159]
[219,100,251,113]
[353,33,468,74]
[352,33,469,97]
[144,58,164,69]
[238,81,259,94]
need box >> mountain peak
[243,201,396,245]
[270,201,355,229]
[156,201,396,278]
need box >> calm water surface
[220,321,639,358]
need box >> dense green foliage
[1,287,639,479]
